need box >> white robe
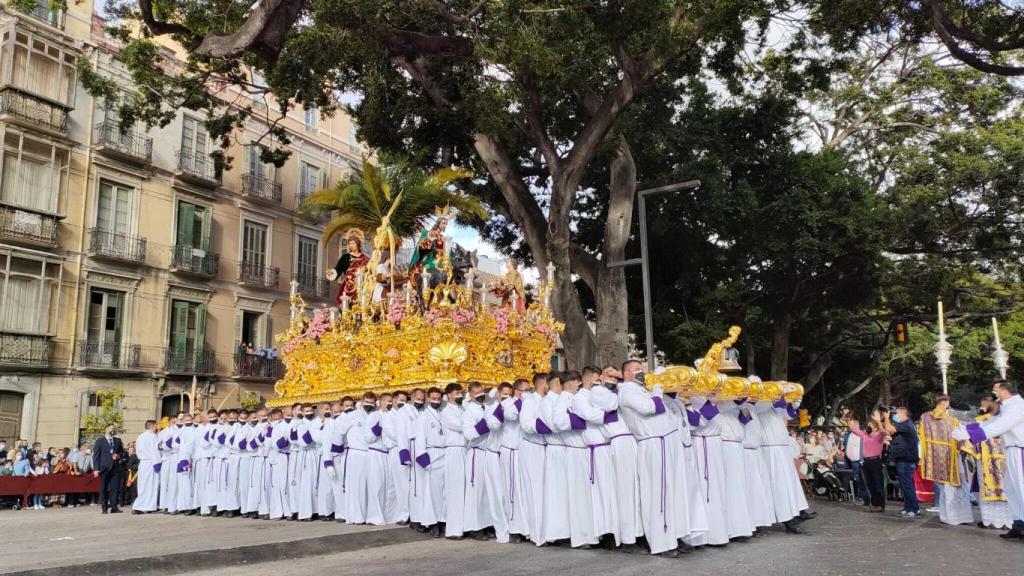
[540,391,571,543]
[938,457,974,525]
[290,419,319,519]
[714,401,755,538]
[157,427,175,510]
[462,400,509,542]
[498,397,528,537]
[572,388,619,544]
[591,386,643,546]
[739,402,775,528]
[191,424,217,515]
[755,401,808,523]
[665,397,707,543]
[618,380,684,555]
[237,425,257,515]
[173,425,196,513]
[688,401,732,545]
[133,429,160,512]
[413,406,447,526]
[215,422,240,512]
[383,407,413,523]
[266,420,292,519]
[559,391,598,548]
[441,403,467,537]
[517,391,547,544]
[320,413,348,521]
[974,395,1024,529]
[245,423,268,516]
[364,409,389,525]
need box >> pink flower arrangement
[451,308,476,327]
[303,309,332,342]
[387,303,405,325]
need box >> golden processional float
[267,259,565,407]
[647,326,804,403]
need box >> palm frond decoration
[302,156,486,296]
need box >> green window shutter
[200,207,211,252]
[196,303,207,352]
[176,202,195,249]
[233,309,243,353]
[171,301,189,356]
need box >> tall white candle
[993,317,1001,346]
[938,300,945,336]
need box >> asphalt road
[2,501,1020,576]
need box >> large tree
[91,0,786,367]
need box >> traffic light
[893,321,908,345]
[799,408,810,429]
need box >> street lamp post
[609,180,700,371]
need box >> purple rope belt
[507,449,517,520]
[522,438,546,448]
[588,442,610,484]
[470,447,487,486]
[638,429,676,532]
[411,440,417,497]
[342,449,351,493]
[608,433,634,441]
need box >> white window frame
[0,247,62,335]
[0,128,68,214]
[294,233,321,284]
[0,27,77,106]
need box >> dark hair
[621,359,642,373]
[994,379,1018,394]
[427,387,443,396]
[513,378,529,389]
[468,381,484,394]
[444,383,462,394]
[394,391,409,400]
[582,366,601,378]
[145,420,157,428]
[363,391,377,401]
[340,396,354,403]
[532,373,548,386]
[934,395,950,404]
[497,382,513,393]
[563,370,581,382]
[270,408,283,417]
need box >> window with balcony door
[299,161,321,204]
[0,251,58,334]
[242,220,267,267]
[304,106,317,131]
[1,30,76,106]
[174,200,211,270]
[296,235,319,292]
[1,130,66,213]
[180,116,209,173]
[97,180,131,235]
[85,288,124,364]
[169,299,206,366]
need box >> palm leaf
[426,167,473,188]
[321,214,373,246]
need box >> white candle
[404,283,411,306]
[421,269,430,292]
[938,300,945,337]
[466,268,474,291]
[993,317,1001,346]
[341,294,349,312]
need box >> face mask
[665,392,677,399]
[603,381,617,390]
[500,395,510,400]
[474,394,486,404]
[891,414,899,423]
[260,418,268,424]
[363,405,375,413]
[176,424,183,428]
[305,413,315,420]
[344,407,355,413]
[186,423,194,427]
[228,420,237,425]
[414,401,425,411]
[396,402,406,409]
[454,397,464,405]
[634,371,646,384]
[249,420,257,426]
[285,417,292,423]
[430,401,442,410]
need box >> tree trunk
[547,209,598,368]
[770,311,794,380]
[591,136,634,368]
[800,351,834,395]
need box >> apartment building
[0,1,361,447]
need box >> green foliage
[240,391,262,412]
[82,389,126,439]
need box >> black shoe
[446,535,464,541]
[656,549,680,558]
[676,542,694,554]
[799,510,817,520]
[999,530,1024,540]
[429,525,442,538]
[110,508,123,514]
[619,543,646,555]
[101,508,109,514]
[730,535,751,543]
[132,510,144,515]
[470,531,490,541]
[259,515,270,520]
[784,520,805,534]
[397,520,410,526]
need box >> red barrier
[0,474,101,507]
[913,467,935,504]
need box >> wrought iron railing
[170,244,219,278]
[95,121,153,162]
[0,332,51,366]
[296,274,332,299]
[175,149,219,183]
[89,228,147,263]
[164,347,216,374]
[234,351,283,379]
[0,205,58,246]
[78,340,141,370]
[241,173,283,204]
[239,261,280,289]
[0,87,69,133]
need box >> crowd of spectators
[0,437,139,510]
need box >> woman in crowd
[803,432,826,466]
[12,450,30,476]
[848,411,889,512]
[51,448,80,508]
[124,441,140,506]
[28,455,49,510]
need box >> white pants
[364,448,389,525]
[518,440,546,544]
[133,459,160,512]
[565,446,598,547]
[413,447,446,526]
[608,434,642,546]
[499,447,529,536]
[267,453,291,520]
[541,444,570,543]
[635,433,683,554]
[444,446,466,537]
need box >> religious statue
[409,208,453,286]
[326,229,369,307]
[372,244,408,307]
[490,259,526,312]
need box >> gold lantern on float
[647,325,803,402]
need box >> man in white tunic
[383,392,412,525]
[413,387,447,536]
[754,390,813,533]
[321,398,354,522]
[162,414,183,513]
[663,392,705,549]
[541,373,571,544]
[499,380,528,541]
[308,403,334,521]
[618,360,686,557]
[215,409,241,517]
[954,379,1024,540]
[462,382,509,543]
[193,410,218,516]
[571,367,619,546]
[517,374,548,545]
[364,394,390,525]
[441,383,467,539]
[157,416,176,512]
[235,411,255,518]
[244,409,268,518]
[713,399,755,541]
[172,413,197,514]
[687,398,733,546]
[266,408,292,520]
[591,369,644,550]
[558,372,598,548]
[737,397,775,533]
[132,419,160,513]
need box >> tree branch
[430,0,489,24]
[570,244,600,291]
[520,72,562,174]
[925,0,1024,76]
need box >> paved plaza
[1,501,1018,576]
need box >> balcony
[95,121,153,165]
[77,341,142,371]
[241,173,282,205]
[169,245,219,279]
[88,228,147,264]
[175,149,220,188]
[0,332,51,367]
[296,274,332,300]
[234,351,283,380]
[164,347,216,375]
[239,261,280,290]
[26,2,65,29]
[0,87,69,136]
[0,205,59,248]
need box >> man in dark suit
[92,424,125,514]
